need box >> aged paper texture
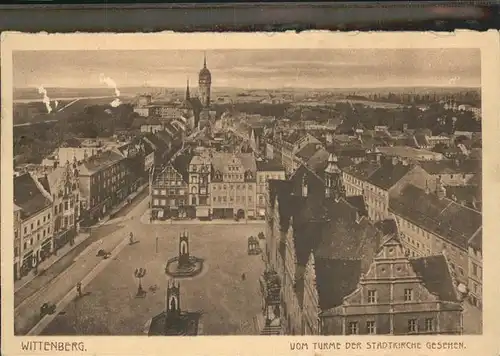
[1,31,500,356]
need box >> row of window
[258,174,283,183]
[23,213,51,235]
[90,168,124,184]
[153,199,181,207]
[213,195,253,203]
[212,184,253,191]
[347,318,435,335]
[366,289,414,304]
[21,226,52,252]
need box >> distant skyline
[14,49,481,90]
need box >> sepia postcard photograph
[1,31,499,356]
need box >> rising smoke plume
[110,98,122,108]
[38,86,53,113]
[99,73,121,97]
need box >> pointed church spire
[185,78,190,100]
[203,52,207,68]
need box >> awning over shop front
[196,207,210,217]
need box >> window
[37,220,40,227]
[24,227,27,234]
[153,199,159,206]
[48,227,50,234]
[458,267,465,276]
[65,201,69,210]
[43,216,46,223]
[425,318,434,332]
[408,319,418,333]
[367,290,377,303]
[213,196,216,202]
[472,263,478,277]
[55,205,58,214]
[348,322,359,335]
[366,321,376,334]
[473,283,478,293]
[404,289,413,302]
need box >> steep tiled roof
[283,131,305,145]
[296,142,321,161]
[14,173,52,218]
[306,148,330,174]
[469,228,482,251]
[345,195,368,217]
[409,255,459,302]
[256,159,284,172]
[314,258,362,310]
[445,185,481,210]
[343,161,380,181]
[389,184,482,249]
[172,151,193,183]
[420,159,481,175]
[367,161,414,190]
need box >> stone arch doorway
[237,209,245,219]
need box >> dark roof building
[389,184,482,251]
[14,173,52,219]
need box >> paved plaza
[42,221,267,335]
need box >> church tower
[185,78,190,101]
[324,153,345,200]
[198,53,211,108]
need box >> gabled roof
[296,142,321,161]
[14,173,52,218]
[306,148,330,174]
[172,151,193,183]
[389,184,482,250]
[420,159,481,175]
[367,161,414,190]
[343,160,380,181]
[409,255,459,302]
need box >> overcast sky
[13,48,480,89]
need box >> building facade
[77,151,127,223]
[14,173,53,280]
[256,159,285,218]
[151,156,191,220]
[188,154,211,218]
[389,183,482,289]
[210,153,257,219]
[467,231,482,309]
[38,160,81,252]
[321,234,463,335]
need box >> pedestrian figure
[241,273,246,281]
[129,232,134,245]
[76,282,82,298]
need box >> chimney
[472,195,478,210]
[436,177,446,200]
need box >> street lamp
[134,268,147,297]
